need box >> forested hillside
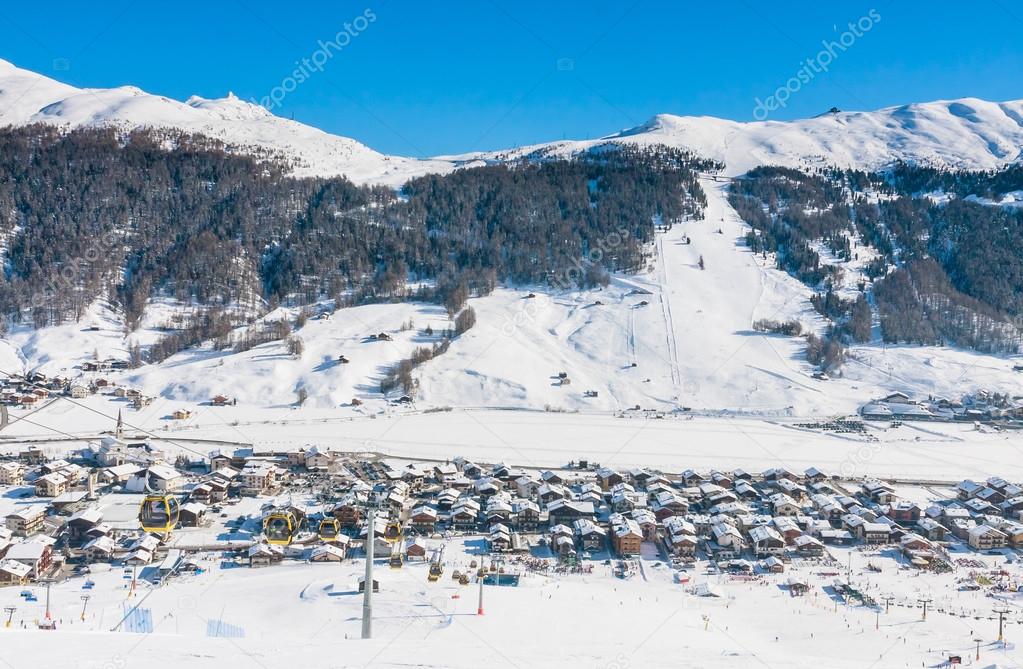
[729,165,1023,354]
[0,126,711,342]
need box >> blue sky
[2,1,1022,156]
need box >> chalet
[309,544,347,562]
[968,524,1007,551]
[631,508,659,541]
[998,521,1023,548]
[128,535,160,555]
[131,394,153,411]
[434,489,460,511]
[916,518,948,542]
[573,519,606,552]
[69,384,91,399]
[772,516,802,544]
[769,493,801,517]
[811,494,845,523]
[474,477,502,497]
[0,462,25,486]
[433,463,457,482]
[540,470,564,486]
[680,469,705,487]
[305,447,337,472]
[127,465,185,494]
[237,462,281,496]
[611,517,642,556]
[406,537,428,560]
[335,501,364,528]
[179,502,208,527]
[793,534,824,556]
[749,525,785,557]
[248,543,284,568]
[461,462,484,480]
[5,540,53,579]
[709,471,733,489]
[650,490,689,519]
[484,498,513,525]
[449,505,479,530]
[663,524,698,558]
[862,480,897,504]
[819,529,855,545]
[35,472,69,497]
[550,524,573,542]
[610,486,642,513]
[489,524,512,552]
[956,480,985,501]
[964,498,998,516]
[512,500,541,531]
[552,534,576,559]
[762,555,785,573]
[66,508,103,539]
[82,535,117,562]
[515,476,541,499]
[1001,496,1023,517]
[763,467,798,483]
[899,532,933,553]
[787,576,810,596]
[862,522,892,545]
[410,505,439,532]
[804,467,829,484]
[734,481,761,502]
[886,501,922,524]
[189,479,228,504]
[0,559,31,585]
[537,484,567,504]
[775,478,807,501]
[595,467,624,490]
[711,522,745,551]
[6,506,46,537]
[974,487,1006,507]
[546,499,595,525]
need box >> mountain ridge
[2,59,1023,184]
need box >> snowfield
[2,521,1022,669]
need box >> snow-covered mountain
[0,58,456,186]
[3,58,1023,181]
[453,99,1023,176]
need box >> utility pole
[44,581,52,621]
[80,595,91,621]
[974,637,983,661]
[477,557,485,616]
[917,596,932,622]
[993,606,1011,643]
[3,606,14,628]
[361,505,376,640]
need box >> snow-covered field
[2,533,1022,669]
[2,399,1022,484]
